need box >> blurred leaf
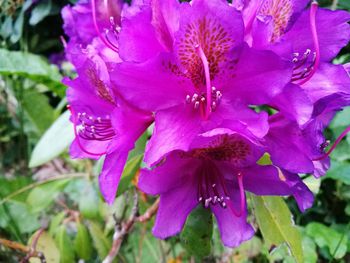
[22,89,55,135]
[0,49,65,96]
[0,200,40,234]
[29,110,74,167]
[257,153,272,165]
[302,235,317,263]
[330,140,350,162]
[79,181,100,220]
[306,223,347,259]
[180,206,213,259]
[0,177,33,202]
[88,221,110,258]
[325,160,350,185]
[29,231,60,263]
[303,176,321,194]
[0,16,13,39]
[330,108,350,129]
[55,225,75,263]
[29,0,52,25]
[338,0,350,9]
[10,8,24,43]
[251,195,303,263]
[49,212,66,237]
[26,179,70,213]
[74,223,92,260]
[118,154,143,195]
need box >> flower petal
[211,181,254,247]
[99,150,129,205]
[152,176,198,239]
[144,105,201,166]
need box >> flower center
[185,87,222,117]
[259,0,293,43]
[76,112,115,141]
[68,106,115,156]
[196,162,245,217]
[292,1,320,85]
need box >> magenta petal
[138,153,199,195]
[112,53,193,111]
[226,45,293,105]
[144,105,201,166]
[118,4,165,62]
[152,178,198,239]
[99,150,129,205]
[271,83,313,126]
[211,183,254,247]
[276,8,350,61]
[242,165,293,195]
[301,63,350,103]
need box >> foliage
[0,0,349,262]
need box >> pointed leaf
[29,231,60,263]
[87,221,110,258]
[74,223,92,260]
[180,206,213,259]
[29,111,74,167]
[251,195,303,263]
[55,225,75,263]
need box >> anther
[186,95,191,103]
[194,101,200,109]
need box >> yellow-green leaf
[29,231,60,263]
[251,195,303,263]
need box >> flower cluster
[62,0,350,247]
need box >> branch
[0,232,46,263]
[102,197,160,263]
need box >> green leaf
[180,206,213,259]
[79,182,100,220]
[325,161,350,185]
[29,231,60,263]
[306,223,347,259]
[55,225,75,263]
[22,89,55,135]
[88,221,111,258]
[74,223,92,260]
[251,195,303,263]
[118,154,144,195]
[29,0,52,25]
[303,176,321,194]
[0,49,65,96]
[26,179,70,213]
[330,108,350,129]
[29,110,74,167]
[0,200,40,234]
[49,212,66,237]
[302,235,317,263]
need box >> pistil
[196,45,212,120]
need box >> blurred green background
[0,0,350,262]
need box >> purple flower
[113,0,293,166]
[64,51,153,204]
[138,129,313,246]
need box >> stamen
[313,126,350,161]
[296,1,320,85]
[67,105,108,156]
[91,0,119,53]
[195,45,212,120]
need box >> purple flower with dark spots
[138,129,313,246]
[64,53,153,204]
[113,0,293,166]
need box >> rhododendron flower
[64,48,153,204]
[138,129,313,247]
[113,0,294,165]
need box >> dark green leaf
[55,225,75,263]
[180,206,213,259]
[251,195,303,263]
[22,89,55,135]
[325,161,350,185]
[74,223,92,260]
[118,154,144,195]
[0,49,65,96]
[88,221,111,258]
